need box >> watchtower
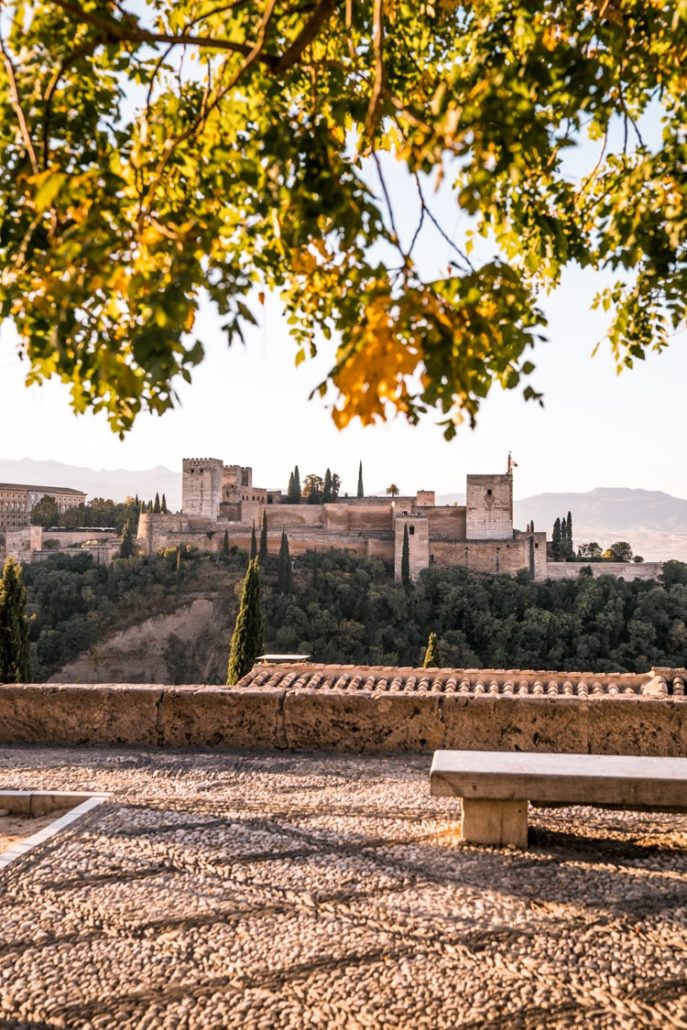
[182,458,224,519]
[466,474,513,540]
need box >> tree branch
[49,0,277,66]
[0,35,40,175]
[274,0,336,72]
[364,0,384,142]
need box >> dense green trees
[0,557,31,683]
[30,495,59,527]
[227,558,264,685]
[15,546,687,684]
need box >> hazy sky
[1,110,683,500]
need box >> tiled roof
[238,663,687,698]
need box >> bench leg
[461,798,528,848]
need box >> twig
[413,172,474,271]
[0,34,39,174]
[372,149,407,263]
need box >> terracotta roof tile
[237,662,687,698]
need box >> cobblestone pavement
[0,747,686,1029]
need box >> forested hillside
[22,549,687,683]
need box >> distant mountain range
[0,458,181,511]
[1,461,685,560]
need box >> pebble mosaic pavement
[0,746,686,1029]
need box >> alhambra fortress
[136,457,663,582]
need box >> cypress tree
[567,510,574,558]
[287,471,295,502]
[323,468,332,503]
[278,529,293,592]
[552,517,561,560]
[259,511,268,562]
[161,493,168,514]
[250,521,258,560]
[119,521,135,558]
[0,557,31,683]
[401,523,410,586]
[227,558,264,685]
[312,549,319,589]
[176,546,183,587]
[357,461,364,498]
[222,529,230,556]
[107,561,117,600]
[153,492,161,514]
[423,631,440,668]
[294,466,302,503]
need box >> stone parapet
[0,681,685,755]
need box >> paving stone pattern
[0,747,686,1028]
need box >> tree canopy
[1,1,685,436]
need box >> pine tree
[0,557,31,683]
[119,521,135,558]
[161,493,168,513]
[357,461,364,498]
[552,517,561,560]
[259,511,268,562]
[222,529,230,556]
[323,468,332,503]
[250,521,257,560]
[294,466,302,503]
[401,523,410,586]
[278,529,293,592]
[153,492,161,514]
[227,558,264,685]
[423,632,440,668]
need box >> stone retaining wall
[1,683,686,755]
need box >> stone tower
[394,513,430,582]
[466,473,513,540]
[182,458,224,519]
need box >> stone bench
[430,750,687,848]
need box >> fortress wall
[547,561,663,582]
[430,539,533,577]
[347,505,393,531]
[1,683,685,755]
[264,505,324,530]
[323,505,350,531]
[426,507,466,539]
[366,538,394,561]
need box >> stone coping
[0,791,108,870]
[0,679,686,755]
